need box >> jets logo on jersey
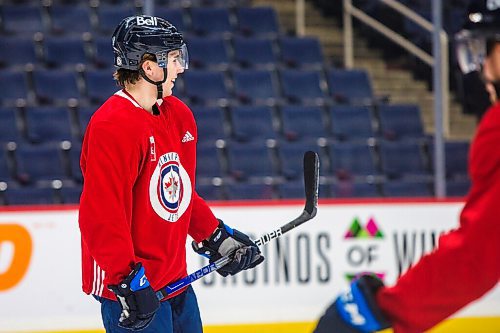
[149,152,192,222]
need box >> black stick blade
[303,151,319,216]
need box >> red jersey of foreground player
[78,91,219,300]
[376,101,500,332]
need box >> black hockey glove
[192,219,264,277]
[108,263,160,331]
[314,274,391,333]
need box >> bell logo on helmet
[136,16,158,26]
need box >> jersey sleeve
[79,119,144,286]
[188,191,219,243]
[376,107,500,333]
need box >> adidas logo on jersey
[182,131,195,143]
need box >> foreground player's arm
[79,119,142,285]
[376,107,500,332]
[315,106,500,333]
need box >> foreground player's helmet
[112,15,189,71]
[455,0,500,74]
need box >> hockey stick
[155,151,320,301]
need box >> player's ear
[141,60,153,74]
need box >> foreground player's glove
[108,263,160,331]
[314,274,391,333]
[192,219,264,277]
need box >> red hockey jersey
[377,102,500,332]
[78,90,219,300]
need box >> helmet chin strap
[139,68,168,115]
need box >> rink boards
[0,199,499,332]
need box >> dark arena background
[0,0,499,332]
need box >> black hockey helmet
[112,15,189,71]
[455,0,500,74]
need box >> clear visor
[155,44,189,70]
[455,30,486,74]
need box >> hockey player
[78,16,263,332]
[313,1,500,332]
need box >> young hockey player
[78,16,263,332]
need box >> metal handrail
[343,0,448,197]
[296,0,306,36]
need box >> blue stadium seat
[48,4,92,34]
[230,105,277,142]
[85,69,119,103]
[329,142,379,179]
[225,182,274,200]
[190,7,233,36]
[280,69,327,105]
[232,36,277,69]
[69,142,82,183]
[378,140,429,179]
[60,184,82,204]
[95,4,137,34]
[182,70,229,105]
[195,183,225,201]
[226,141,275,180]
[0,107,21,144]
[236,6,279,37]
[279,37,324,69]
[277,140,322,180]
[92,35,115,68]
[32,69,81,104]
[0,36,37,68]
[42,35,88,68]
[327,69,374,105]
[77,105,97,138]
[14,143,70,185]
[186,36,230,69]
[0,70,29,105]
[331,181,380,198]
[5,186,58,205]
[277,180,317,199]
[232,69,280,105]
[446,179,470,197]
[382,180,433,197]
[1,4,44,34]
[280,105,327,141]
[196,143,223,178]
[430,140,470,180]
[192,106,227,142]
[444,141,469,179]
[378,104,425,140]
[429,141,470,182]
[24,106,74,144]
[329,105,375,141]
[152,7,186,31]
[0,148,13,183]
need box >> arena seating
[0,0,471,204]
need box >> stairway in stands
[254,0,477,140]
